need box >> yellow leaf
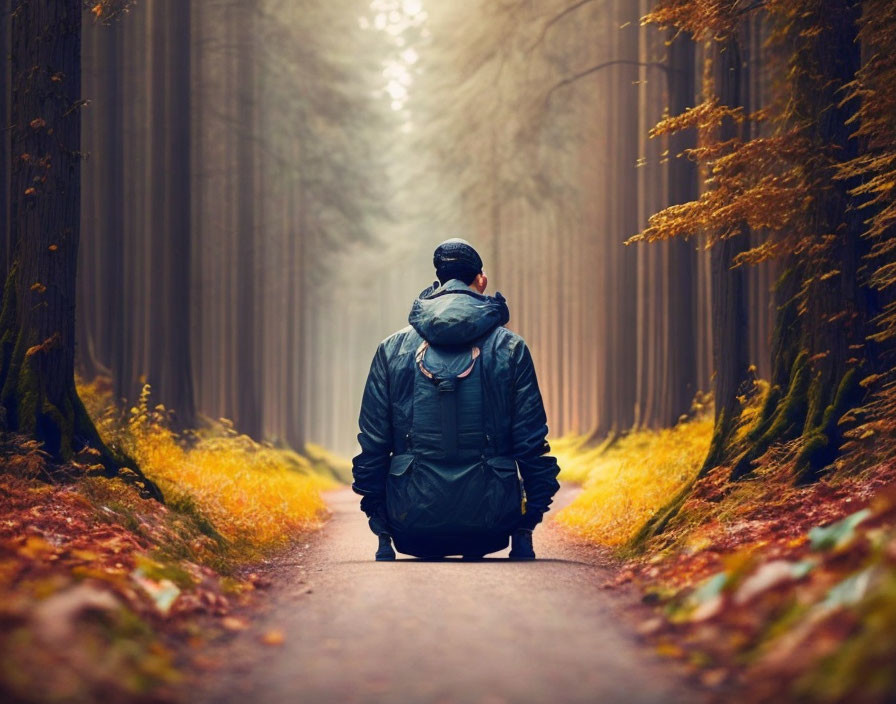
[260,629,285,646]
[222,616,248,631]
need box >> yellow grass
[552,418,713,546]
[79,380,337,558]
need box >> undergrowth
[551,385,896,702]
[0,377,341,704]
[79,378,335,565]
[551,417,713,546]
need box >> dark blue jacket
[351,278,561,531]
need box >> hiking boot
[508,529,535,560]
[375,534,396,561]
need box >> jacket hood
[408,278,510,346]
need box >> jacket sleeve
[351,342,393,518]
[510,339,561,530]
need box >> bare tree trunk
[665,30,698,424]
[234,1,261,439]
[147,0,195,429]
[0,0,9,280]
[702,33,751,470]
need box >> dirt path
[197,486,701,704]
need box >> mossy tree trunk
[629,31,752,547]
[1,0,160,500]
[730,0,871,483]
[789,0,869,483]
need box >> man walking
[351,239,561,560]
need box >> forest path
[196,486,701,704]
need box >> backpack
[385,335,525,557]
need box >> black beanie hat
[433,238,483,285]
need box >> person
[351,238,561,560]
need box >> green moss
[768,267,802,389]
[822,367,860,432]
[136,554,197,590]
[702,408,731,473]
[794,431,830,483]
[93,499,142,532]
[794,366,863,482]
[0,265,18,402]
[165,490,224,545]
[625,478,697,553]
[2,321,31,430]
[746,383,782,444]
[803,371,826,435]
[759,350,811,447]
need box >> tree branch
[529,0,601,52]
[543,60,669,107]
[733,0,766,18]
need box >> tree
[2,0,158,497]
[702,32,752,470]
[147,0,196,429]
[628,0,884,543]
[0,3,9,279]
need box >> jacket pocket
[386,453,416,530]
[389,453,415,477]
[484,455,523,531]
[485,456,518,473]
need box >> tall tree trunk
[702,33,751,470]
[790,0,867,481]
[0,1,9,280]
[98,21,125,380]
[665,30,698,424]
[148,0,195,429]
[234,1,261,439]
[1,0,159,499]
[3,0,87,454]
[729,0,868,482]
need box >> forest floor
[0,380,341,704]
[552,418,896,703]
[3,386,895,703]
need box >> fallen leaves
[0,467,305,703]
[556,417,896,702]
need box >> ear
[474,272,487,293]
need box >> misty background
[73,0,775,458]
